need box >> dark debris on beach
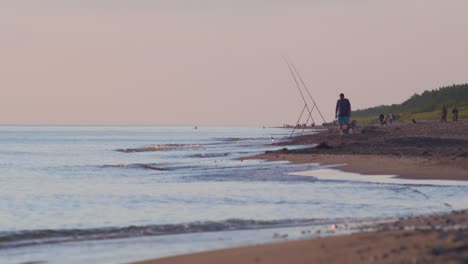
[270,121,468,159]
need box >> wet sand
[133,211,468,264]
[252,153,468,180]
[131,121,468,264]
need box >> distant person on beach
[441,106,448,122]
[335,93,351,135]
[379,113,385,127]
[452,106,459,121]
[389,112,394,125]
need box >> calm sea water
[0,126,467,264]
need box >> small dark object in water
[316,142,333,149]
[412,119,417,124]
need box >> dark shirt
[336,98,351,117]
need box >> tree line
[353,84,468,119]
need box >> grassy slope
[353,84,468,123]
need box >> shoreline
[250,120,468,181]
[132,210,468,264]
[131,121,468,264]
[249,152,468,181]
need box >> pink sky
[1,0,467,125]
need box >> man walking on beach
[335,93,351,135]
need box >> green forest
[353,84,468,122]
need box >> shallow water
[0,126,467,264]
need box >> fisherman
[383,115,388,127]
[335,93,352,135]
[379,113,385,127]
[452,106,459,121]
[441,106,448,122]
[389,112,394,125]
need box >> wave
[188,153,230,158]
[102,163,171,171]
[116,144,202,153]
[215,137,259,142]
[0,218,335,249]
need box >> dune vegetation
[353,84,468,123]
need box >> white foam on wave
[291,168,468,210]
[116,144,203,153]
[290,168,468,187]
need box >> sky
[1,0,467,125]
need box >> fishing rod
[301,104,317,135]
[284,57,314,137]
[290,62,328,127]
[291,104,317,138]
[290,105,307,138]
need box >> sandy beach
[251,120,468,180]
[132,121,468,264]
[133,210,468,264]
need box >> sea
[0,126,467,264]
